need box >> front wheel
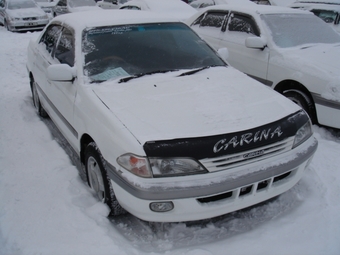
[31,79,48,118]
[4,20,11,32]
[283,89,317,124]
[84,142,125,217]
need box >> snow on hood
[7,7,45,18]
[290,43,340,76]
[92,67,300,144]
[274,43,340,101]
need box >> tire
[84,142,125,217]
[4,20,11,32]
[283,89,317,124]
[31,79,48,118]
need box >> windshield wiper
[178,65,220,77]
[118,70,177,83]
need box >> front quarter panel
[73,85,145,169]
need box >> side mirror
[217,47,229,62]
[245,37,267,49]
[47,64,76,82]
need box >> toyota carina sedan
[26,10,317,222]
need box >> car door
[34,24,77,145]
[190,11,228,50]
[219,12,270,85]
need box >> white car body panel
[26,10,318,222]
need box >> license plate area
[25,22,37,26]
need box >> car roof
[290,2,340,11]
[193,3,312,15]
[51,9,181,31]
[292,0,340,4]
[119,0,196,19]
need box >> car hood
[283,43,340,76]
[92,67,301,144]
[7,8,46,18]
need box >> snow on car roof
[290,1,340,10]
[51,9,180,31]
[119,0,196,20]
[192,3,312,15]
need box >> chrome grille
[23,17,37,21]
[200,137,294,172]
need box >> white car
[27,10,317,222]
[289,0,340,33]
[119,0,196,20]
[187,5,340,129]
[52,0,101,16]
[35,0,57,19]
[96,0,128,9]
[0,0,49,31]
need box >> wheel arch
[274,79,318,123]
[80,133,95,166]
[29,72,34,91]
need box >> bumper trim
[312,92,340,110]
[106,138,317,201]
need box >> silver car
[0,0,49,32]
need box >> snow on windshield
[82,23,225,82]
[262,13,340,48]
[8,0,37,9]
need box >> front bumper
[7,19,49,32]
[107,136,318,222]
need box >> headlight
[149,157,207,177]
[9,16,20,21]
[293,120,312,148]
[39,15,48,19]
[117,154,207,178]
[117,154,152,178]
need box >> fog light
[150,201,174,212]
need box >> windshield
[8,0,37,9]
[69,0,96,7]
[262,13,340,48]
[82,23,226,82]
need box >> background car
[187,4,340,129]
[53,0,101,16]
[34,0,57,19]
[119,0,196,20]
[289,0,340,33]
[96,0,128,9]
[190,0,255,9]
[0,0,49,31]
[26,10,317,223]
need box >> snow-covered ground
[1,27,340,255]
